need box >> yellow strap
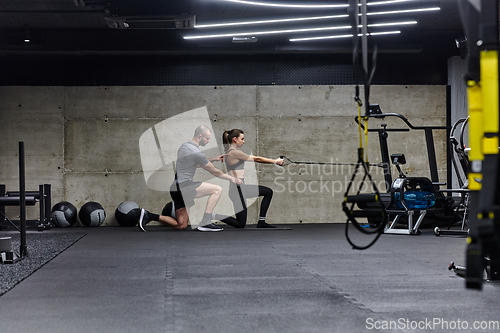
[364,117,369,162]
[358,105,363,149]
[356,104,370,163]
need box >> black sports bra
[226,149,245,171]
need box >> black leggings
[215,180,273,228]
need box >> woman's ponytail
[223,129,244,153]
[222,131,230,152]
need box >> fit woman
[214,129,283,228]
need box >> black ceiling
[0,0,464,61]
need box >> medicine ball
[51,201,78,228]
[79,202,106,227]
[115,201,141,227]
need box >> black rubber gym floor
[0,224,499,333]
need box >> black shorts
[169,180,202,210]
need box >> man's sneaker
[197,223,223,232]
[138,209,152,232]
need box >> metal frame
[434,117,471,237]
[458,0,500,290]
[0,184,52,231]
[355,112,448,192]
[385,209,427,235]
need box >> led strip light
[186,21,416,39]
[290,30,401,42]
[194,8,438,29]
[216,0,421,8]
[195,14,349,29]
[186,2,439,40]
[215,0,348,8]
[185,25,352,39]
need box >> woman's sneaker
[197,223,223,232]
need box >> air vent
[105,15,195,29]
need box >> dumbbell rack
[0,142,53,264]
[0,184,52,232]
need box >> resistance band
[280,155,386,168]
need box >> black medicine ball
[51,201,78,228]
[79,201,106,227]
[115,201,141,227]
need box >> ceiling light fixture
[195,14,348,29]
[290,30,401,42]
[218,0,427,8]
[366,7,440,15]
[186,21,415,40]
[217,0,348,8]
[194,7,436,31]
[366,20,416,27]
[290,34,353,42]
[366,0,416,5]
[184,25,352,39]
[366,30,402,35]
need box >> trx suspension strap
[342,0,387,250]
[458,0,500,290]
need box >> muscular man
[138,125,242,232]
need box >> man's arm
[207,154,227,163]
[200,162,242,184]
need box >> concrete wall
[0,85,447,226]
